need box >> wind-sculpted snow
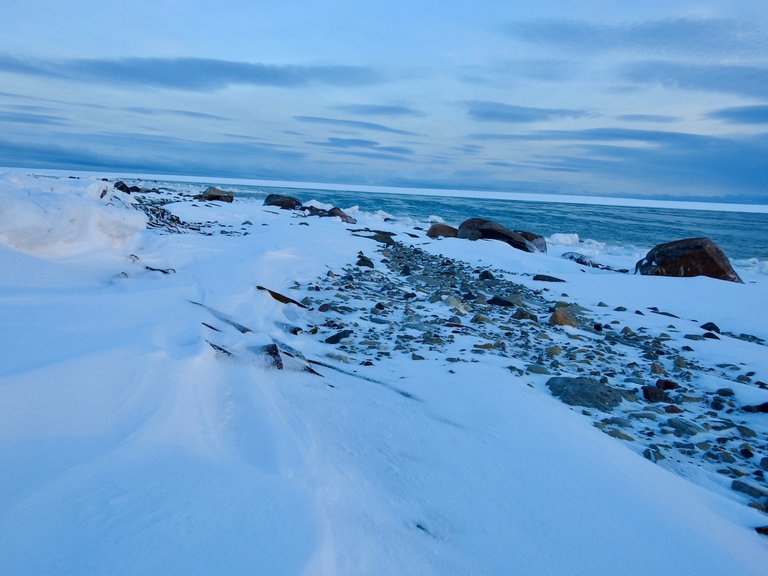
[0,171,766,575]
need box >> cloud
[308,137,413,156]
[503,18,766,55]
[465,101,589,123]
[332,103,423,117]
[294,116,416,135]
[461,59,576,86]
[0,54,381,91]
[474,127,768,194]
[706,104,768,124]
[0,111,67,125]
[616,114,679,123]
[123,106,230,121]
[622,61,768,98]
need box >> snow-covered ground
[1,170,766,575]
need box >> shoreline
[5,165,768,214]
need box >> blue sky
[1,1,767,201]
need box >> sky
[1,1,767,202]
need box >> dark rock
[701,321,721,333]
[196,186,234,203]
[702,332,720,340]
[426,223,458,239]
[487,296,516,307]
[328,207,357,224]
[732,480,768,499]
[264,193,302,210]
[356,255,374,268]
[114,180,132,194]
[743,402,768,413]
[479,270,495,280]
[533,274,565,282]
[664,405,683,414]
[655,379,679,390]
[546,376,623,411]
[513,309,537,322]
[457,218,540,253]
[514,230,547,253]
[642,386,673,403]
[634,237,742,283]
[325,329,353,344]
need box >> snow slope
[0,171,766,575]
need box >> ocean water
[234,185,768,262]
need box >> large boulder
[457,218,543,253]
[196,186,234,203]
[427,223,458,239]
[264,193,302,210]
[514,230,547,253]
[328,207,357,224]
[635,237,742,283]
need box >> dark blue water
[234,185,768,261]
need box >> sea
[217,184,768,263]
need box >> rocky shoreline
[124,181,767,530]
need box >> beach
[1,169,767,575]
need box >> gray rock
[732,480,768,499]
[666,417,704,436]
[546,376,623,412]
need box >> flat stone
[732,480,768,499]
[546,376,623,412]
[666,417,704,436]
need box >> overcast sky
[1,1,767,201]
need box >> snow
[1,169,767,575]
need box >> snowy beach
[1,170,767,575]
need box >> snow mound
[0,175,145,258]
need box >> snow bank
[0,173,145,258]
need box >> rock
[487,296,516,307]
[664,405,683,414]
[743,402,768,413]
[264,193,302,209]
[550,308,578,327]
[114,180,132,194]
[325,329,353,344]
[546,376,623,412]
[667,417,704,436]
[715,387,734,397]
[426,223,458,239]
[533,274,565,282]
[356,255,374,268]
[478,270,495,280]
[655,379,679,390]
[642,386,673,403]
[634,237,742,283]
[732,480,768,499]
[514,231,547,253]
[513,309,537,322]
[457,218,540,253]
[196,186,234,203]
[328,207,357,224]
[760,457,768,471]
[701,321,721,333]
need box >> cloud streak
[332,103,423,117]
[0,54,381,91]
[622,61,768,98]
[466,101,589,123]
[503,18,767,56]
[706,104,768,124]
[294,116,416,135]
